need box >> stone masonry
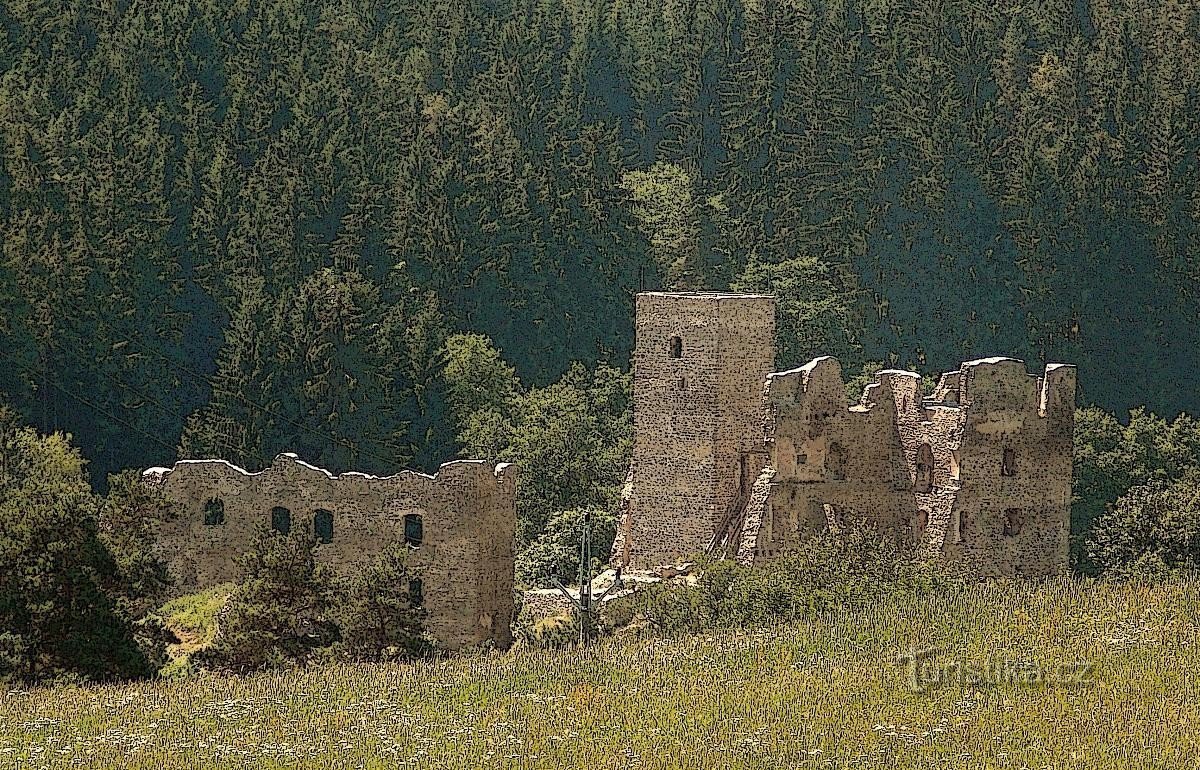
[611,292,775,568]
[613,292,1076,578]
[142,454,516,649]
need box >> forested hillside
[1,0,1198,489]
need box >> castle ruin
[143,454,516,650]
[613,292,1076,577]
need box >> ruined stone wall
[617,292,776,568]
[736,357,914,562]
[931,359,1077,576]
[739,356,1076,577]
[142,454,517,650]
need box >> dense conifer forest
[1,0,1197,496]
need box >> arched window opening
[915,443,934,493]
[404,514,424,547]
[314,509,334,544]
[669,336,683,359]
[1001,447,1016,477]
[827,443,847,481]
[408,578,424,607]
[676,377,687,391]
[1004,508,1023,537]
[203,498,225,526]
[271,506,291,535]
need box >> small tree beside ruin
[331,544,430,661]
[198,529,339,672]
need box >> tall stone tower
[615,292,776,568]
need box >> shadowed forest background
[1,0,1199,568]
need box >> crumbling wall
[143,454,517,650]
[739,356,1076,577]
[928,358,1077,576]
[618,292,776,568]
[737,357,914,562]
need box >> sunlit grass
[4,576,1199,768]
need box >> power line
[46,315,412,471]
[43,339,276,471]
[11,358,185,458]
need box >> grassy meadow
[2,576,1198,769]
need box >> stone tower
[614,292,776,568]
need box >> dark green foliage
[198,530,340,673]
[331,545,431,662]
[517,507,617,587]
[630,525,941,634]
[199,536,431,670]
[96,470,179,669]
[441,333,520,434]
[1072,407,1200,572]
[0,411,165,682]
[0,0,1197,590]
[1087,474,1200,577]
[732,256,862,370]
[460,359,631,551]
[0,0,1196,490]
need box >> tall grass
[3,576,1199,768]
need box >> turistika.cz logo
[897,645,1096,693]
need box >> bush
[330,545,431,662]
[1087,473,1200,576]
[518,614,579,648]
[1072,407,1200,572]
[630,524,941,635]
[197,529,339,673]
[516,507,616,587]
[0,411,166,683]
[197,539,434,672]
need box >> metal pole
[579,509,591,645]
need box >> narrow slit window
[827,443,847,481]
[314,509,334,544]
[1001,447,1016,477]
[271,506,291,535]
[915,443,934,493]
[669,336,683,358]
[1004,508,1023,537]
[408,578,424,607]
[203,498,225,526]
[915,508,930,538]
[404,514,424,547]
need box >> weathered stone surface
[617,292,776,568]
[142,454,516,650]
[616,292,1076,578]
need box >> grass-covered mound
[3,575,1197,769]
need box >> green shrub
[197,539,434,671]
[629,524,941,635]
[518,614,579,648]
[1087,473,1200,576]
[0,412,169,683]
[329,545,431,662]
[196,529,339,673]
[516,507,616,587]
